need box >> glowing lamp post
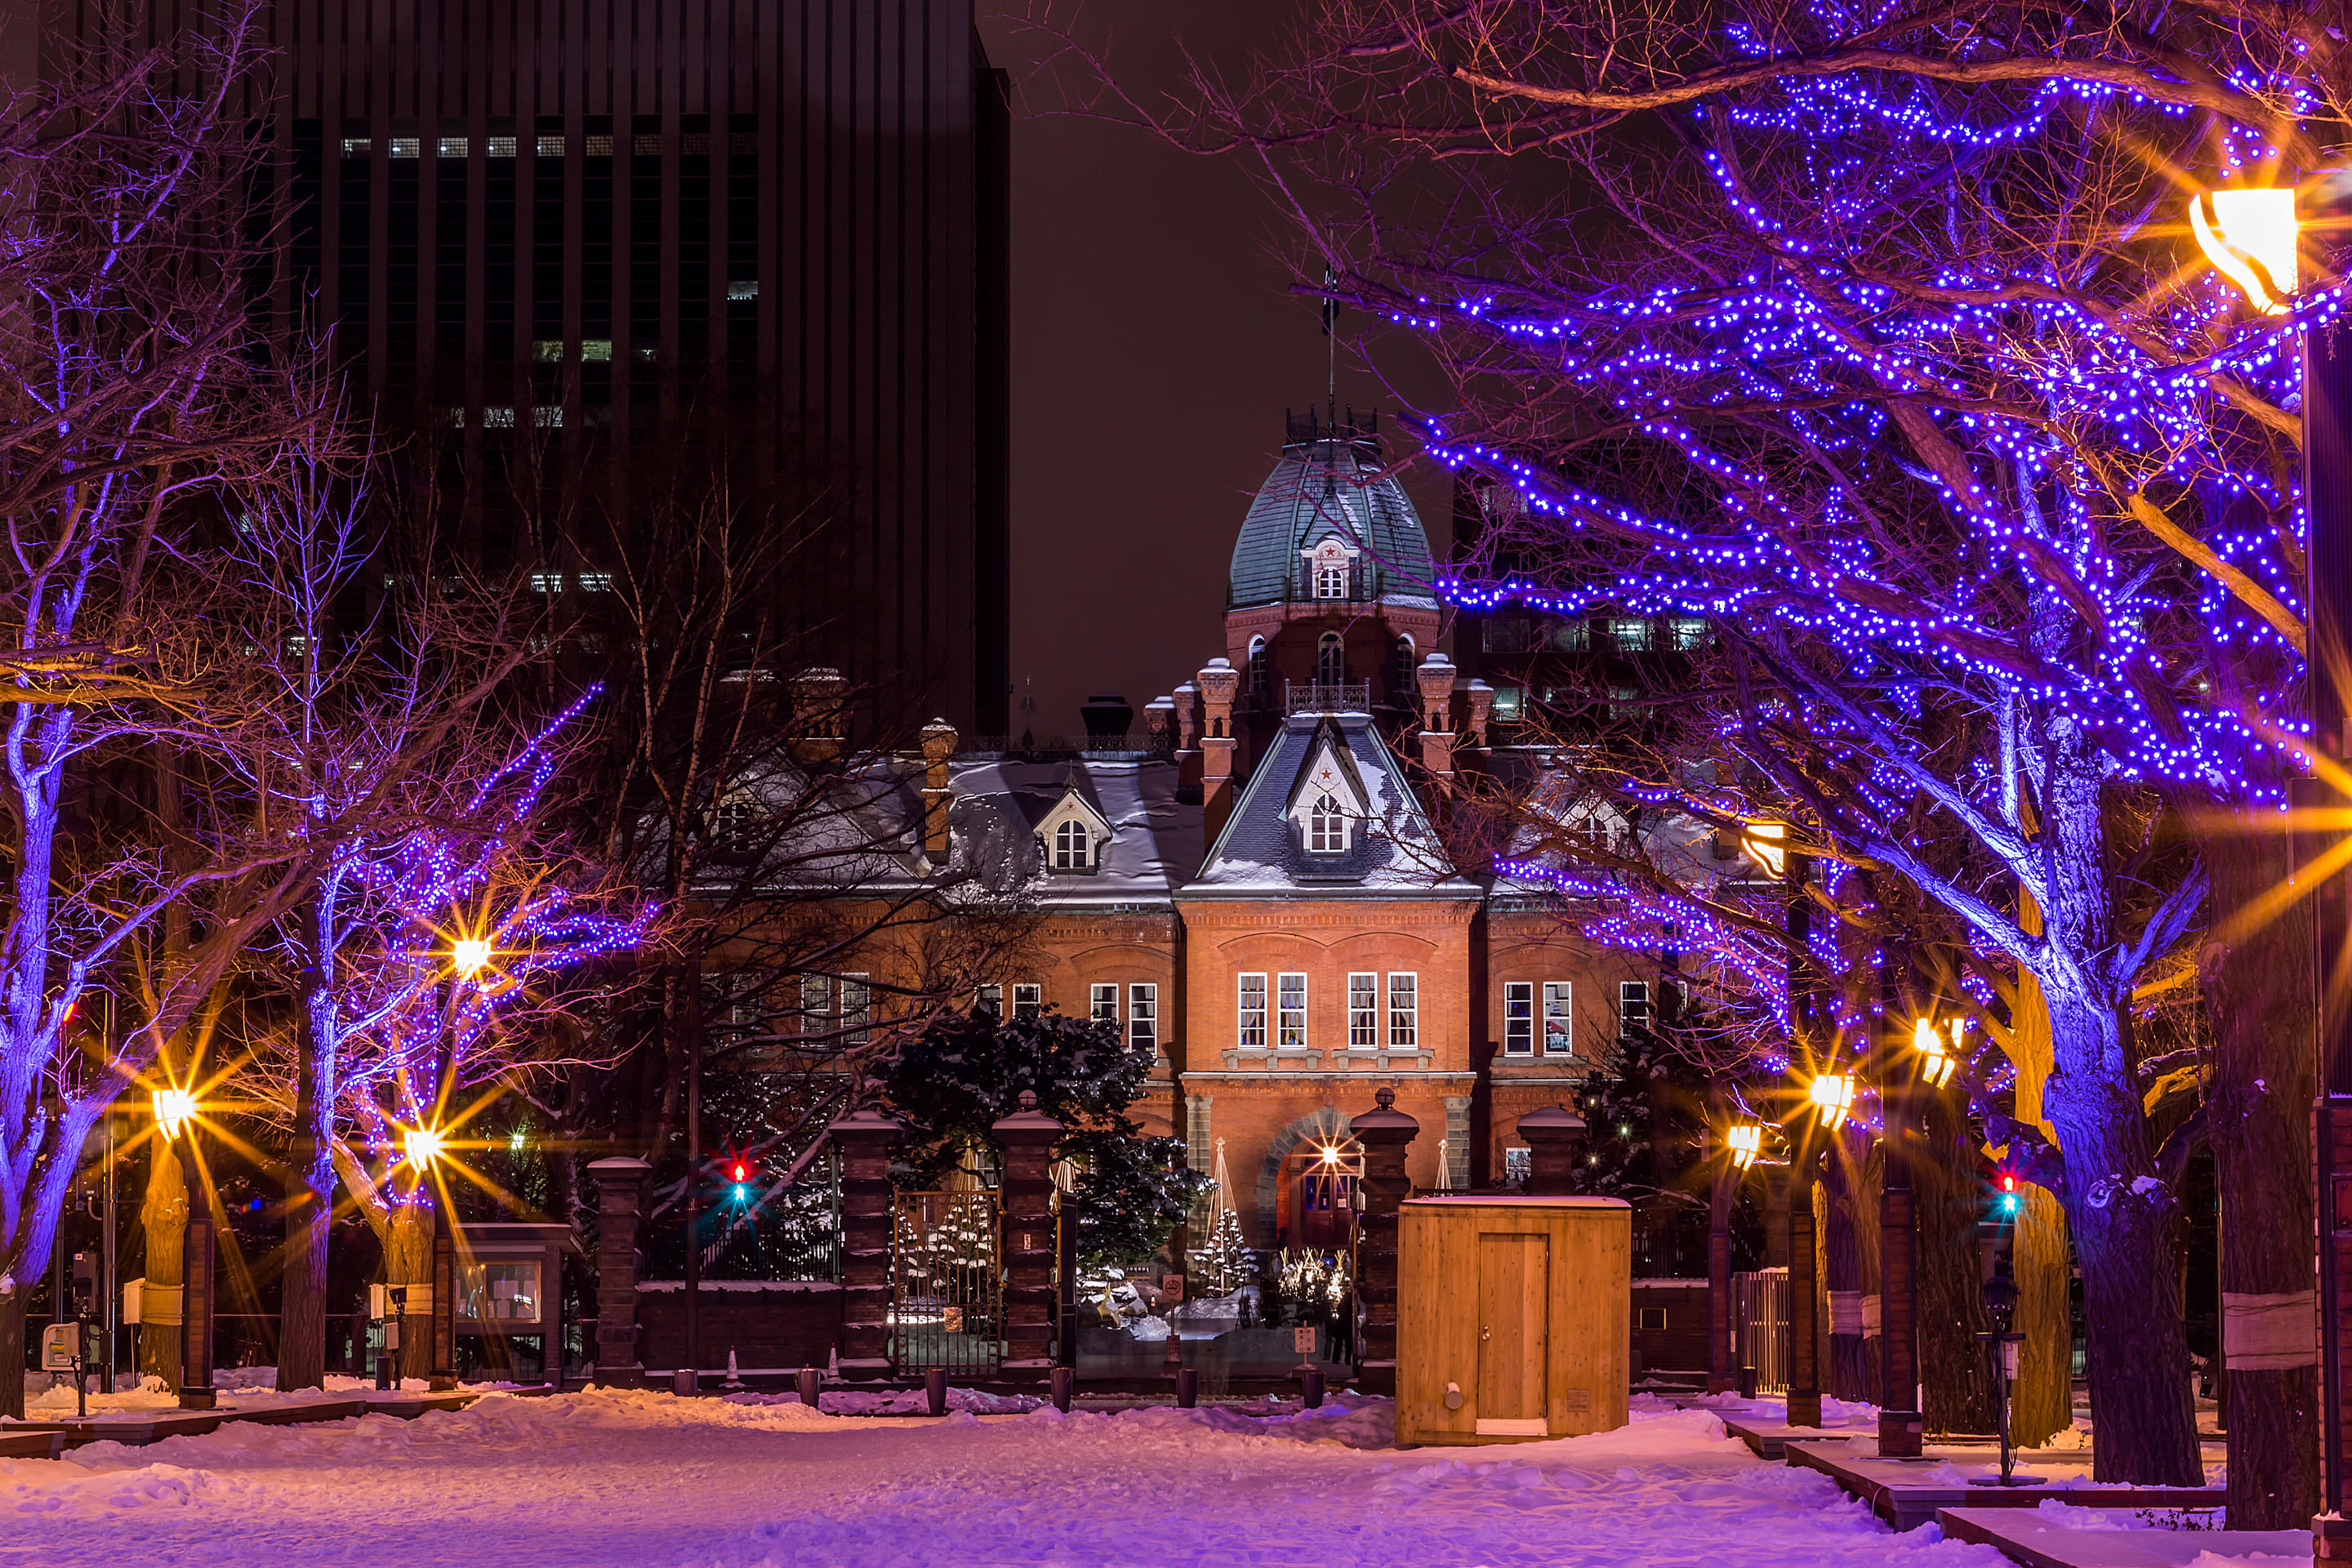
[1910,1017,1958,1091]
[152,1088,216,1410]
[2193,178,2352,1551]
[1726,1121,1762,1172]
[1806,1072,1855,1131]
[1708,1115,1765,1396]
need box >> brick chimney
[1414,653,1457,779]
[919,719,957,866]
[1143,697,1174,754]
[789,667,849,764]
[1197,657,1241,843]
[1464,679,1494,751]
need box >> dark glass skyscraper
[248,1,1008,731]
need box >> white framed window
[975,983,1002,1018]
[1504,982,1535,1056]
[1054,819,1091,871]
[1247,636,1269,697]
[1348,973,1379,1049]
[1090,983,1119,1024]
[1277,973,1308,1048]
[1129,983,1159,1055]
[1308,792,1347,854]
[1237,973,1267,1049]
[1316,560,1348,598]
[1543,982,1574,1054]
[1388,973,1418,1049]
[1619,981,1652,1040]
[1012,983,1043,1021]
[801,974,832,1037]
[842,974,871,1045]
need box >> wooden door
[1476,1232,1548,1434]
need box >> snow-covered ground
[0,1387,2028,1567]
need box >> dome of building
[1227,409,1437,610]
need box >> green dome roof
[1227,412,1436,611]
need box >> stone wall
[634,1281,844,1377]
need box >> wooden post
[587,1157,651,1388]
[831,1110,901,1384]
[1350,1087,1418,1396]
[1517,1105,1587,1196]
[993,1092,1062,1386]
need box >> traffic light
[1993,1171,2020,1219]
[719,1147,754,1205]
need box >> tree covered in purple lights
[1120,0,2344,1499]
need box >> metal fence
[1732,1267,1789,1393]
[889,1190,1002,1380]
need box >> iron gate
[890,1190,1003,1379]
[1733,1267,1790,1393]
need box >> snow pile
[724,1386,1043,1416]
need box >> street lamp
[1741,819,1787,879]
[402,1125,448,1169]
[1806,1071,1855,1131]
[452,936,493,978]
[150,1087,216,1411]
[2191,177,2350,1553]
[1726,1120,1763,1171]
[1910,1017,1958,1090]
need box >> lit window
[482,407,515,430]
[1012,983,1042,1021]
[389,137,421,158]
[1388,973,1418,1049]
[801,974,832,1036]
[1543,982,1574,1054]
[340,136,372,155]
[1348,973,1379,1049]
[536,135,565,157]
[528,571,563,595]
[532,340,565,363]
[1277,973,1307,1049]
[1669,616,1708,650]
[1237,974,1267,1049]
[584,135,615,155]
[727,279,759,301]
[1316,560,1348,599]
[1610,617,1651,652]
[1307,792,1347,853]
[437,136,468,158]
[577,572,612,592]
[581,339,613,363]
[533,407,563,429]
[486,136,517,158]
[1090,983,1118,1025]
[1504,982,1535,1056]
[1490,686,1525,721]
[1619,981,1652,1040]
[1129,984,1159,1055]
[1053,819,1090,871]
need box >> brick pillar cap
[1518,1106,1588,1136]
[1351,1087,1419,1136]
[586,1156,653,1175]
[829,1109,903,1135]
[992,1088,1065,1137]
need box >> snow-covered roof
[948,758,1201,904]
[1185,710,1478,899]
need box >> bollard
[925,1367,948,1418]
[1049,1366,1074,1413]
[1299,1368,1325,1409]
[1738,1363,1757,1401]
[797,1366,822,1411]
[1175,1366,1198,1409]
[672,1366,697,1397]
[723,1348,744,1393]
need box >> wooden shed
[1395,1195,1631,1446]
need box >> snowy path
[0,1390,2009,1567]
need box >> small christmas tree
[1192,1208,1252,1294]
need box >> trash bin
[1395,1195,1630,1446]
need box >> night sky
[975,2,1454,740]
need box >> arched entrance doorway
[1279,1140,1363,1250]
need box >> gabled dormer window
[1308,791,1348,853]
[1316,561,1347,598]
[1054,818,1090,870]
[1036,782,1112,875]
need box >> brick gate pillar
[831,1110,902,1384]
[588,1157,652,1388]
[1350,1088,1419,1396]
[993,1092,1064,1386]
[1517,1105,1588,1196]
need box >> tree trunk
[1918,1082,1998,1434]
[278,909,336,1393]
[140,1143,187,1389]
[2008,904,2076,1448]
[1856,1141,1884,1406]
[389,1198,432,1382]
[2201,812,2319,1527]
[0,1284,24,1419]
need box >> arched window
[1316,632,1346,686]
[1308,792,1347,853]
[1393,635,1416,702]
[1054,818,1090,871]
[1247,636,1269,699]
[1316,559,1348,599]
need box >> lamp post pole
[175,1130,216,1410]
[428,1010,458,1392]
[1706,1083,1740,1396]
[1878,1016,1924,1457]
[1784,840,1823,1429]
